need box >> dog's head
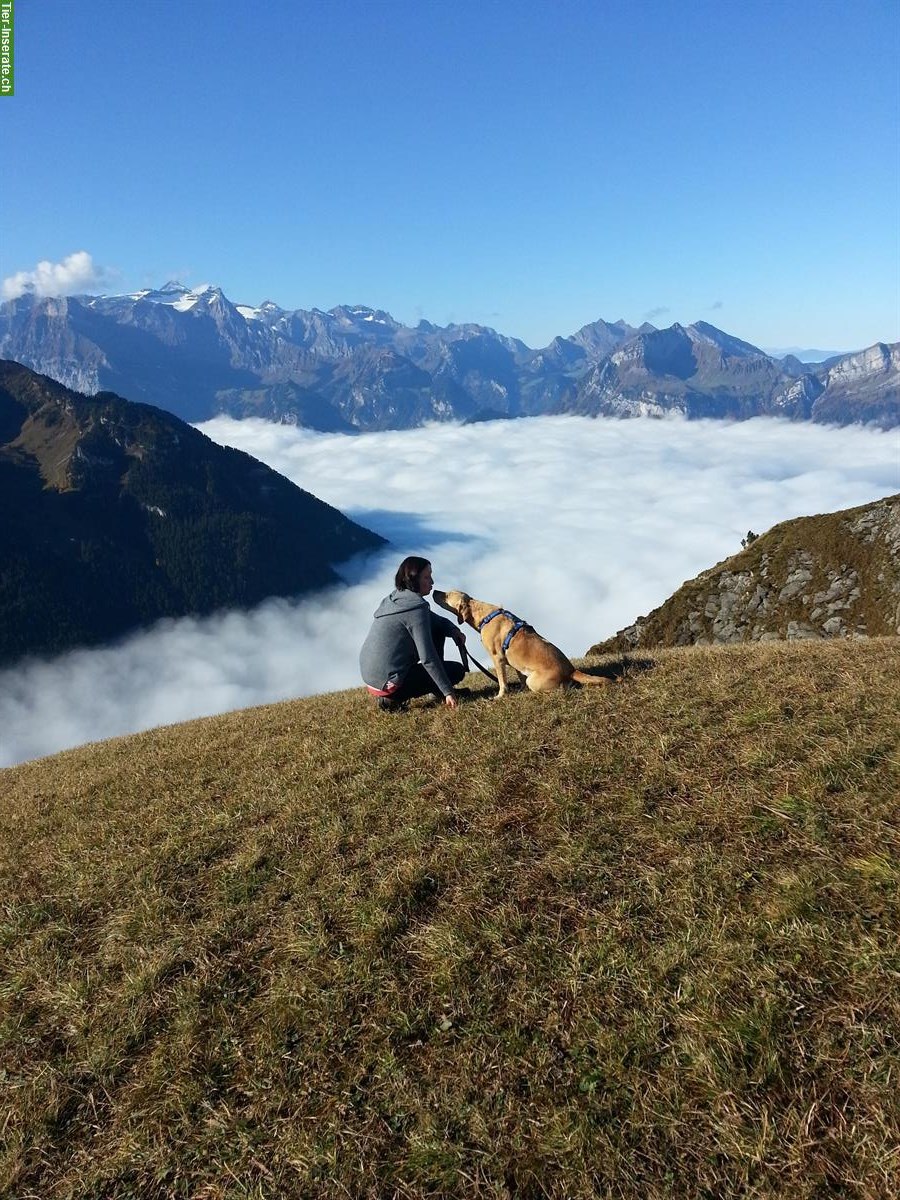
[432,589,473,626]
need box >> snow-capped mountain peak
[122,281,218,312]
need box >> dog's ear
[459,597,472,625]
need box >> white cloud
[1,415,897,768]
[1,250,111,301]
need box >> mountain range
[2,284,897,430]
[0,361,385,665]
[588,492,900,655]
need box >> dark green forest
[0,363,385,665]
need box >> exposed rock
[589,493,900,654]
[778,556,814,601]
[786,621,820,640]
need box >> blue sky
[2,0,898,350]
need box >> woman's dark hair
[395,556,431,593]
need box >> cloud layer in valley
[1,250,112,301]
[2,415,897,767]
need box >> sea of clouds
[1,415,897,768]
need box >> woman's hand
[445,693,459,710]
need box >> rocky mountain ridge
[588,493,900,655]
[1,284,897,430]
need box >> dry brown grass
[1,638,898,1198]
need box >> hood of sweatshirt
[372,588,428,618]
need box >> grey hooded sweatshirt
[359,588,457,697]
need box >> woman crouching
[359,556,467,711]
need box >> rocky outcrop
[589,494,900,654]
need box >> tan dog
[433,589,608,698]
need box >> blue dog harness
[478,608,530,653]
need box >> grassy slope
[1,641,899,1199]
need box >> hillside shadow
[347,507,485,552]
[335,511,490,587]
[580,654,657,683]
[619,654,656,678]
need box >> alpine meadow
[2,637,898,1197]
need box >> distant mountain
[588,493,900,655]
[765,346,846,363]
[566,324,900,426]
[811,343,900,427]
[0,361,385,665]
[1,284,896,430]
[564,321,846,421]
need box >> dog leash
[458,643,498,684]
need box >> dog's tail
[571,669,610,686]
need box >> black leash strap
[459,643,498,684]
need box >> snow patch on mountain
[125,281,214,311]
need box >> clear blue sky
[2,0,898,350]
